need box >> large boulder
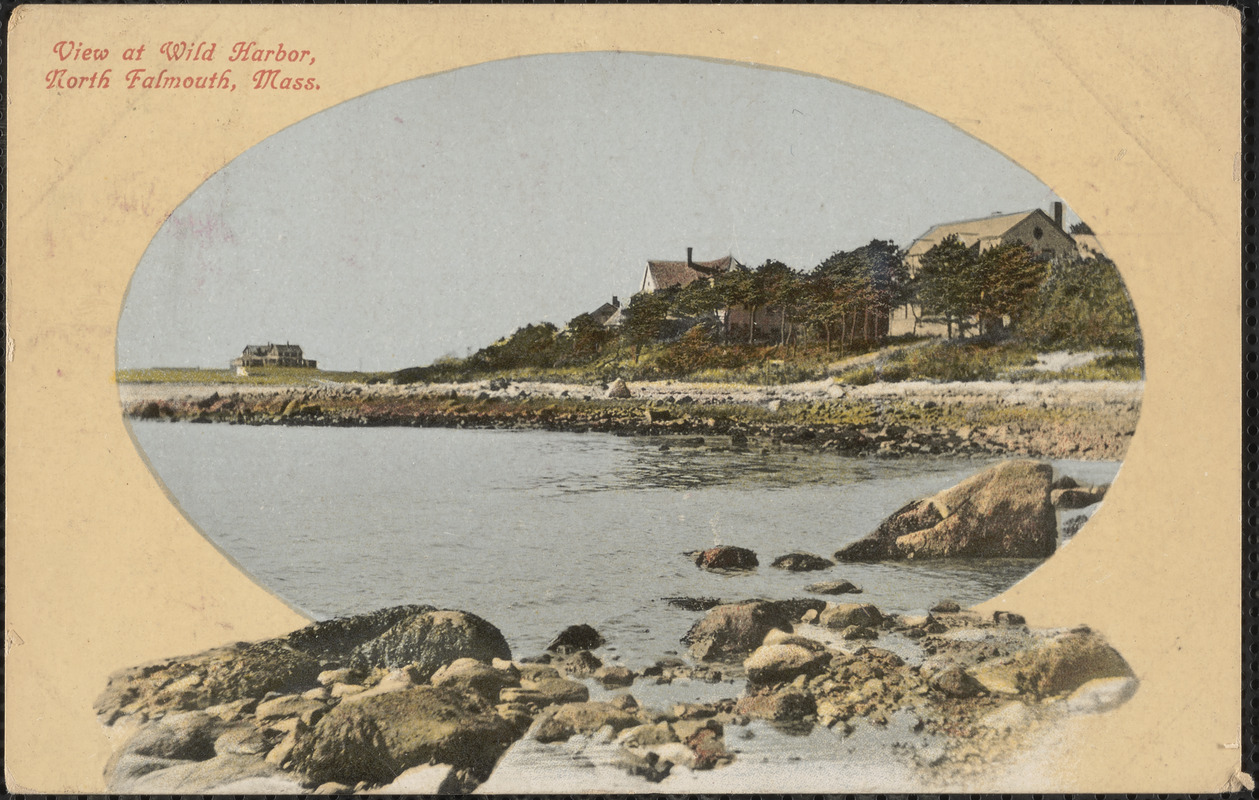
[95,641,323,724]
[835,460,1058,561]
[1052,484,1108,509]
[348,609,511,679]
[817,603,883,630]
[682,599,823,661]
[770,552,835,572]
[531,701,640,743]
[692,546,759,571]
[545,624,604,654]
[289,686,521,786]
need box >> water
[129,422,1118,667]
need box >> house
[895,202,1079,335]
[639,249,741,293]
[904,202,1078,272]
[589,296,624,328]
[230,343,317,369]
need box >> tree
[713,265,754,340]
[753,260,802,346]
[621,290,672,362]
[1016,255,1140,351]
[563,312,615,361]
[916,235,981,338]
[974,243,1047,334]
[1069,221,1094,235]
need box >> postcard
[4,5,1245,794]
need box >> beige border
[5,6,1242,792]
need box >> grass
[116,367,383,386]
[833,340,1143,385]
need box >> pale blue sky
[117,52,1081,371]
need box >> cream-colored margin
[4,6,1242,793]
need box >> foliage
[1015,256,1140,351]
[915,234,980,337]
[1069,221,1094,235]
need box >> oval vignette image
[109,53,1145,793]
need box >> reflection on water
[129,423,1117,665]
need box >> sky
[117,52,1082,372]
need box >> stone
[735,689,816,722]
[693,545,759,571]
[118,711,223,761]
[348,609,512,680]
[973,630,1135,698]
[213,726,268,756]
[517,676,589,707]
[993,610,1027,626]
[672,718,722,741]
[931,599,962,614]
[805,580,862,595]
[841,625,878,641]
[329,683,366,698]
[558,649,603,678]
[289,685,522,787]
[743,644,830,685]
[818,603,883,631]
[546,624,605,653]
[979,702,1034,732]
[254,694,326,722]
[931,665,986,698]
[364,763,457,794]
[835,460,1058,561]
[762,629,828,651]
[313,782,353,794]
[605,378,632,398]
[608,693,639,711]
[685,726,731,769]
[682,600,798,661]
[594,665,635,688]
[430,658,518,699]
[1052,485,1108,509]
[613,747,673,782]
[532,702,640,743]
[317,668,360,687]
[770,552,835,572]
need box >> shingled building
[231,343,317,369]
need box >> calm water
[130,423,1118,666]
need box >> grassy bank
[115,367,383,386]
[832,340,1143,385]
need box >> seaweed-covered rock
[546,624,605,654]
[770,552,834,572]
[692,546,759,571]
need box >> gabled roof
[645,255,739,290]
[906,210,1045,258]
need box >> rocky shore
[96,460,1126,792]
[119,377,1141,460]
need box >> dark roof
[645,255,738,290]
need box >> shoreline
[118,378,1142,461]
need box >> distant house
[905,203,1078,272]
[230,343,317,369]
[639,249,741,293]
[896,202,1079,335]
[589,296,624,328]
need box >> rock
[106,752,297,793]
[289,686,521,787]
[606,379,632,398]
[805,579,862,595]
[818,603,883,631]
[608,693,638,711]
[743,644,830,685]
[682,601,797,661]
[841,625,878,641]
[685,726,731,769]
[693,545,759,571]
[341,667,420,703]
[835,460,1058,561]
[613,747,672,782]
[348,609,512,680]
[317,668,360,687]
[254,694,326,723]
[557,650,603,678]
[329,683,366,698]
[766,399,782,412]
[594,665,635,688]
[214,726,268,756]
[313,781,353,794]
[618,721,679,748]
[1052,485,1108,508]
[546,624,605,653]
[118,711,223,761]
[430,658,518,699]
[203,698,257,723]
[364,763,458,794]
[1065,676,1139,714]
[95,641,323,723]
[661,596,724,612]
[735,689,816,722]
[993,610,1027,626]
[532,702,640,743]
[931,665,986,698]
[762,629,828,651]
[770,552,835,572]
[930,599,962,614]
[515,676,589,707]
[976,630,1135,698]
[1062,514,1090,537]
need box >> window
[1033,226,1044,240]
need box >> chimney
[1053,202,1064,229]
[612,296,619,308]
[686,247,693,269]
